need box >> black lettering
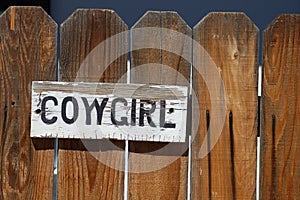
[111,98,128,126]
[82,97,108,125]
[163,123,176,128]
[61,97,79,124]
[99,98,109,125]
[41,96,58,124]
[160,100,176,128]
[131,99,136,126]
[160,100,166,127]
[139,100,156,127]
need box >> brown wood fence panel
[0,7,299,200]
[59,9,128,199]
[0,6,57,199]
[129,11,191,199]
[260,14,300,199]
[192,12,258,199]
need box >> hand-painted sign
[30,81,188,142]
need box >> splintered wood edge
[32,81,188,100]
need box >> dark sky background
[51,0,300,30]
[0,0,299,62]
[0,0,299,31]
[50,0,300,63]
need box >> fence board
[59,9,128,199]
[192,12,258,199]
[260,14,300,199]
[129,11,191,199]
[0,6,57,199]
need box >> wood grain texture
[260,14,300,199]
[59,9,127,200]
[129,11,191,199]
[31,81,187,99]
[192,12,258,199]
[0,6,57,199]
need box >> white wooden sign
[30,81,188,142]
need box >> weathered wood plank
[30,81,188,142]
[31,81,187,98]
[59,9,127,199]
[260,14,300,199]
[0,6,57,199]
[129,11,191,199]
[192,12,258,199]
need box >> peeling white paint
[30,81,188,142]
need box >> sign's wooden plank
[0,7,57,199]
[129,11,191,199]
[192,12,258,199]
[31,81,187,99]
[261,14,300,199]
[59,9,127,199]
[30,81,188,142]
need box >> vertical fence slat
[192,12,258,199]
[59,9,128,199]
[261,14,300,199]
[0,6,57,199]
[129,11,191,199]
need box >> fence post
[0,6,57,199]
[129,11,191,199]
[59,9,128,199]
[192,12,259,199]
[260,14,300,199]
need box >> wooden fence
[0,6,299,200]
